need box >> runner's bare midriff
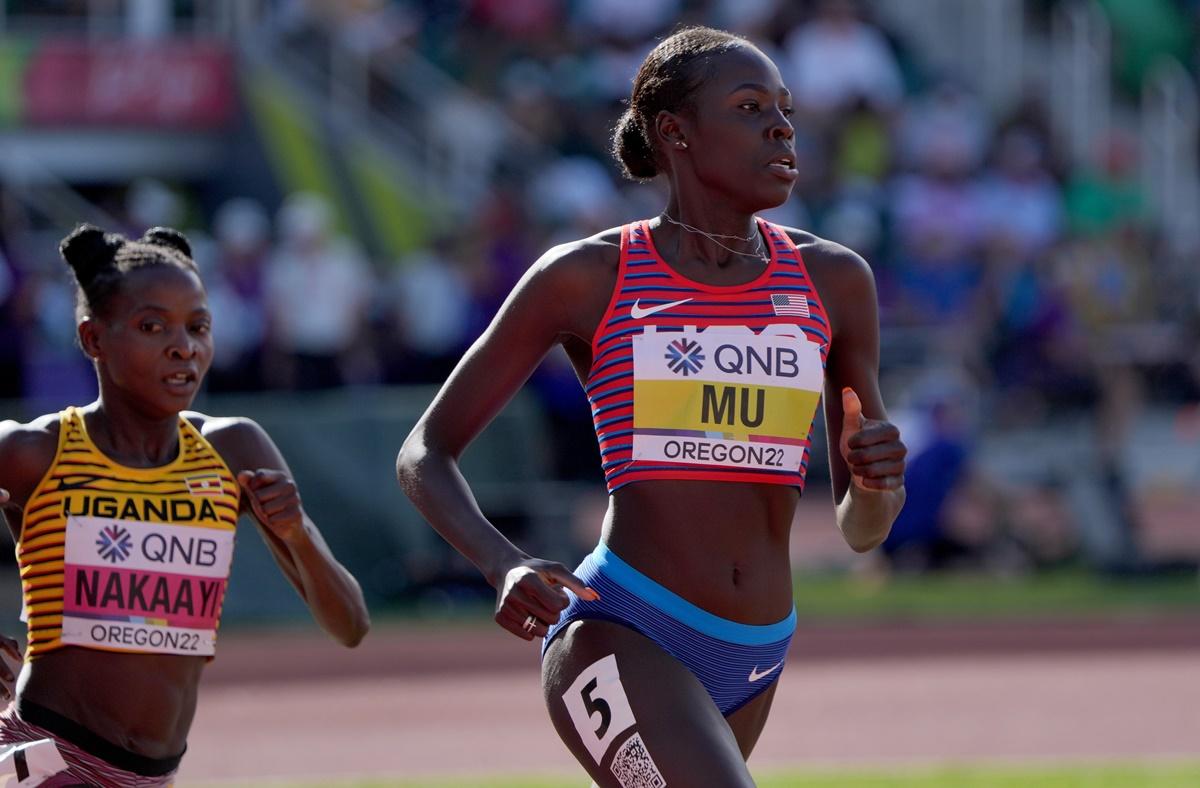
[19,647,202,758]
[605,480,798,625]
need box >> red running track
[181,616,1200,783]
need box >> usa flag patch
[771,293,810,317]
[185,473,224,496]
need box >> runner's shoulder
[0,413,63,501]
[776,225,874,299]
[526,227,623,306]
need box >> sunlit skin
[660,47,801,229]
[0,262,369,760]
[398,40,905,786]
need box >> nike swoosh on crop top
[18,407,240,659]
[586,219,831,493]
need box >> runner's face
[89,265,213,417]
[676,46,797,210]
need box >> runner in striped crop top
[397,26,907,787]
[0,224,369,786]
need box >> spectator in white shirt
[264,192,374,389]
[783,0,904,116]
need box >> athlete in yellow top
[0,224,370,786]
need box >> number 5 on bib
[563,654,638,764]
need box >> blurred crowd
[1,0,1198,575]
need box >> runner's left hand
[839,387,906,492]
[238,469,305,543]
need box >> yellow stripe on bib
[633,379,820,441]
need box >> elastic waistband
[16,699,184,777]
[589,542,796,645]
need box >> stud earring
[677,141,688,150]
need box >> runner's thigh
[726,679,779,759]
[543,619,755,788]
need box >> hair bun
[59,223,122,287]
[613,108,658,181]
[140,226,192,258]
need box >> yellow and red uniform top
[18,407,239,659]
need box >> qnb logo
[665,338,705,376]
[96,524,133,563]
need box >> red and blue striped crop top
[585,219,831,493]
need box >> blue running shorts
[543,542,796,715]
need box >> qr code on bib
[610,732,666,787]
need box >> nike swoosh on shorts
[748,661,784,682]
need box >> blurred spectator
[529,347,603,482]
[783,0,904,116]
[19,266,96,415]
[205,198,272,392]
[572,0,683,43]
[427,93,511,208]
[1065,132,1143,237]
[881,369,1000,573]
[125,179,183,235]
[834,99,892,183]
[897,77,990,174]
[818,182,881,263]
[889,136,984,262]
[472,0,563,41]
[528,155,621,229]
[1001,478,1080,569]
[0,245,21,399]
[276,0,416,55]
[976,127,1063,256]
[126,0,172,39]
[263,193,374,390]
[383,235,472,384]
[1053,229,1154,339]
[710,0,787,36]
[459,186,537,335]
[331,0,418,61]
[981,236,1097,424]
[890,226,985,331]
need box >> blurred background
[0,0,1198,784]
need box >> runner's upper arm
[200,416,293,489]
[0,417,60,538]
[798,238,886,499]
[410,246,587,460]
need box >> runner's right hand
[495,559,598,641]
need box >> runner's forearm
[396,442,527,587]
[835,484,905,553]
[278,523,370,646]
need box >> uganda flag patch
[185,473,225,496]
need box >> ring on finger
[523,614,539,632]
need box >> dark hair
[611,26,749,181]
[59,223,199,321]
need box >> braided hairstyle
[58,223,198,323]
[611,26,748,181]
